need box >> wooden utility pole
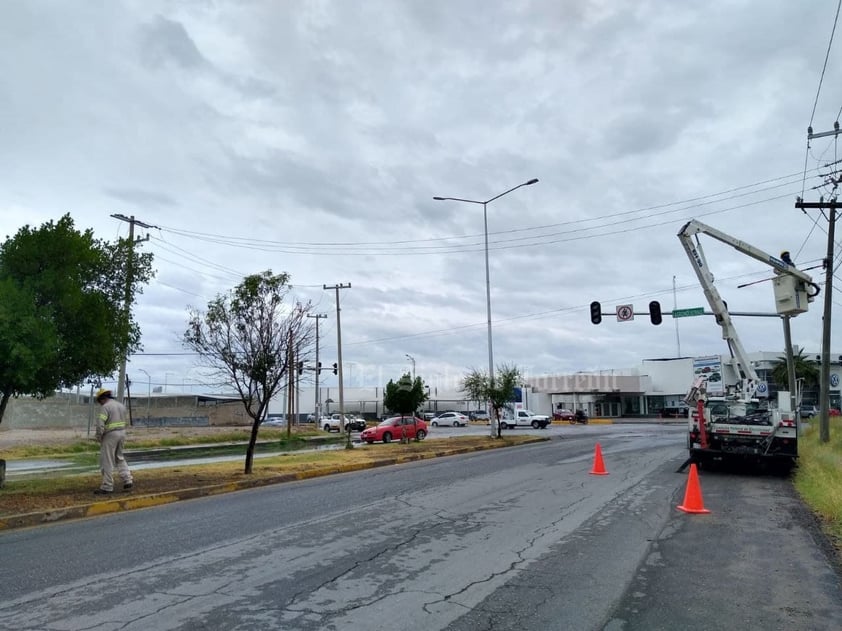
[110,214,156,402]
[307,313,328,420]
[286,329,294,440]
[795,196,839,443]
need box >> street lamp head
[432,196,446,200]
[525,178,539,186]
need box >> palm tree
[770,348,819,391]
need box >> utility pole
[286,328,294,439]
[324,283,352,448]
[796,186,839,442]
[673,275,681,357]
[110,214,156,402]
[307,313,328,420]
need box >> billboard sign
[693,355,723,396]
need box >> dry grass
[793,417,842,561]
[1,426,319,459]
[1,435,543,517]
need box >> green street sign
[672,307,705,318]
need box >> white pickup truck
[499,409,550,430]
[322,414,367,433]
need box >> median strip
[0,435,548,531]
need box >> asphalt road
[1,424,841,630]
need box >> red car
[361,416,428,444]
[553,409,575,421]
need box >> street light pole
[325,283,352,449]
[434,178,539,437]
[405,353,416,380]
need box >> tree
[461,364,521,438]
[184,271,314,473]
[383,373,428,443]
[770,348,820,393]
[0,214,153,424]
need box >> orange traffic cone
[589,443,609,475]
[677,463,710,514]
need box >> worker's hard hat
[95,388,112,400]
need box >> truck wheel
[324,424,332,432]
[531,420,541,429]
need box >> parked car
[262,415,286,427]
[831,408,841,417]
[799,404,818,419]
[430,411,469,427]
[361,416,428,443]
[468,410,489,421]
[553,409,575,421]
[660,407,689,419]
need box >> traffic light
[317,362,322,374]
[590,301,602,325]
[332,362,338,375]
[649,301,662,325]
[297,361,304,374]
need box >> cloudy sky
[2,0,842,396]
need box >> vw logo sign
[756,381,768,394]
[831,373,839,388]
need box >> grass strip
[793,417,842,558]
[1,436,543,518]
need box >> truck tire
[531,420,541,429]
[324,424,332,432]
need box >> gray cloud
[0,0,839,393]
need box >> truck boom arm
[677,219,818,400]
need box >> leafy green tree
[770,348,820,391]
[461,364,521,438]
[383,373,428,443]
[184,271,315,473]
[0,214,153,424]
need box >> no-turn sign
[616,304,634,322]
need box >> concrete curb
[0,438,549,531]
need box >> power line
[156,169,827,253]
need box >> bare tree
[184,270,315,473]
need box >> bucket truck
[677,219,820,469]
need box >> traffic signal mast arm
[677,219,819,401]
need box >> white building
[280,350,841,420]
